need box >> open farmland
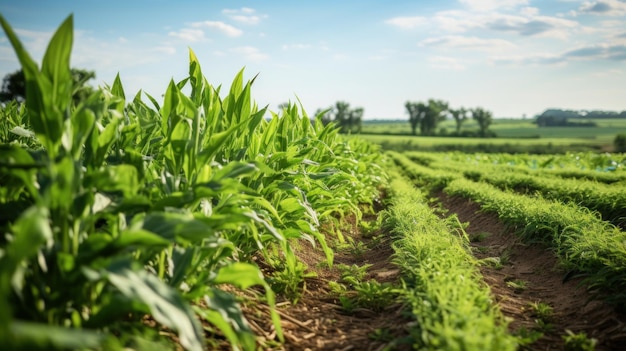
[2,14,626,351]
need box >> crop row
[404,152,626,228]
[385,170,517,350]
[0,16,385,350]
[406,151,626,185]
[389,151,626,306]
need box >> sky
[1,0,625,119]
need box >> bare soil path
[436,191,626,350]
[235,213,414,351]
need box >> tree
[615,133,626,152]
[0,68,95,104]
[421,99,448,136]
[405,101,426,135]
[450,107,468,134]
[0,69,25,102]
[326,101,363,133]
[472,107,493,137]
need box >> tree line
[405,99,493,137]
[306,99,494,137]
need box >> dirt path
[436,191,626,350]
[237,214,413,351]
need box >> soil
[435,191,626,351]
[235,212,414,351]
[201,191,626,350]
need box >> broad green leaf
[198,288,256,351]
[142,212,220,243]
[104,261,204,351]
[41,14,73,114]
[9,320,113,350]
[111,73,125,99]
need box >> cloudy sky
[1,0,625,119]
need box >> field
[359,119,626,153]
[2,15,626,351]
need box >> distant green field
[359,118,626,153]
[361,118,626,144]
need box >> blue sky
[1,0,625,119]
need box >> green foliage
[405,99,449,136]
[0,14,387,350]
[614,133,626,152]
[385,170,517,351]
[562,330,597,351]
[321,101,364,133]
[439,177,626,306]
[471,107,494,138]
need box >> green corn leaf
[1,206,52,297]
[103,260,204,351]
[9,320,114,350]
[141,212,221,243]
[111,73,125,99]
[194,290,256,351]
[41,14,73,112]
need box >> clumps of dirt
[237,213,414,351]
[436,191,626,350]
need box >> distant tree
[0,69,25,102]
[405,101,426,135]
[450,107,468,134]
[421,99,449,136]
[472,107,493,137]
[615,133,626,152]
[0,68,95,104]
[349,107,364,133]
[327,101,362,133]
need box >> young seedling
[506,279,528,293]
[562,330,597,351]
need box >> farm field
[357,133,607,154]
[358,118,626,153]
[2,14,626,351]
[361,119,626,144]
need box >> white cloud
[385,16,427,29]
[459,0,529,12]
[168,28,206,42]
[155,46,176,55]
[429,56,465,70]
[222,7,267,25]
[490,53,565,65]
[420,35,516,50]
[491,40,626,65]
[486,14,578,38]
[190,21,243,37]
[579,0,626,16]
[433,11,479,32]
[282,43,312,50]
[223,7,255,15]
[230,46,268,61]
[520,6,540,16]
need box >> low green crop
[385,170,517,350]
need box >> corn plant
[1,13,388,350]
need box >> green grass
[358,119,625,153]
[385,170,517,351]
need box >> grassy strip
[386,171,517,351]
[410,155,626,227]
[404,151,626,185]
[387,151,460,189]
[444,178,626,306]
